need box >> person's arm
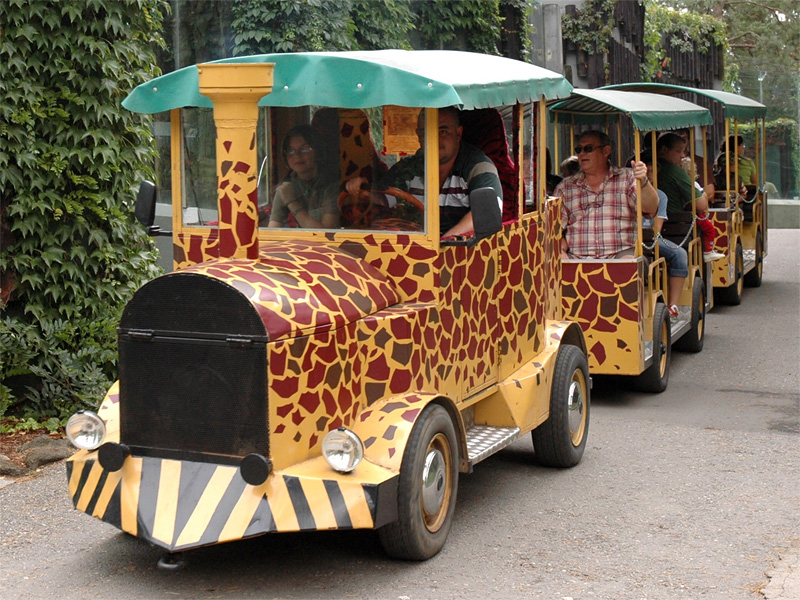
[345,177,368,195]
[452,158,502,238]
[269,181,333,229]
[631,160,658,218]
[442,212,474,238]
[268,182,292,227]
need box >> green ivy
[0,0,166,425]
[413,0,503,55]
[231,0,358,55]
[642,2,728,82]
[561,0,616,56]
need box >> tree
[0,0,165,427]
[231,0,357,55]
[653,0,800,119]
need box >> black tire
[635,303,671,393]
[744,230,763,288]
[532,344,590,468]
[716,242,744,305]
[674,278,705,353]
[378,404,458,560]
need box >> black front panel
[119,337,267,457]
[118,271,269,458]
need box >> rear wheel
[635,303,671,393]
[744,230,763,288]
[716,242,744,305]
[532,344,590,467]
[674,278,705,353]
[379,404,458,560]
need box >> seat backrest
[660,210,694,245]
[311,108,388,191]
[459,108,518,223]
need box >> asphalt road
[1,229,798,600]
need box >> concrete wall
[768,199,800,229]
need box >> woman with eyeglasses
[268,125,340,228]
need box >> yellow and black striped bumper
[66,453,398,552]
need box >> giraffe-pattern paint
[67,71,589,552]
[66,206,584,550]
[709,206,740,288]
[561,259,645,375]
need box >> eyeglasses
[286,147,313,157]
[574,143,608,155]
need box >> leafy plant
[0,0,166,423]
[643,3,727,82]
[231,0,357,55]
[413,0,503,54]
[561,0,616,55]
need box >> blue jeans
[658,238,689,278]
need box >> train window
[180,107,217,227]
[258,106,426,234]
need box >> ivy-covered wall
[0,0,166,429]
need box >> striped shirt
[383,142,502,235]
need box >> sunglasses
[286,147,313,157]
[574,143,608,155]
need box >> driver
[345,107,502,237]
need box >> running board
[669,305,691,341]
[743,248,755,273]
[465,425,520,469]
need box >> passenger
[345,107,502,237]
[656,132,723,262]
[554,130,658,259]
[713,135,757,189]
[675,128,714,193]
[640,151,689,321]
[559,155,580,178]
[268,125,340,228]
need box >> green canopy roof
[601,83,767,121]
[548,89,712,130]
[123,50,573,114]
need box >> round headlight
[322,428,364,473]
[66,410,106,450]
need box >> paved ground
[1,229,797,599]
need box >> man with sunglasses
[554,130,658,259]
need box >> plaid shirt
[555,166,638,259]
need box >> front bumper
[66,451,398,552]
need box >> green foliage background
[0,0,532,430]
[0,0,166,430]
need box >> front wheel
[379,404,458,560]
[532,344,590,468]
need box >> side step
[465,425,520,469]
[743,248,755,274]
